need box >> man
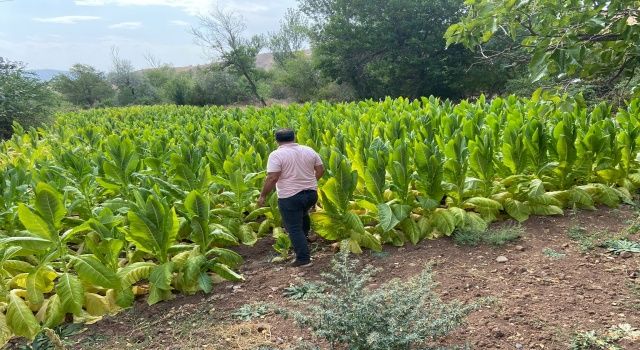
[258,128,324,267]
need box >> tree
[51,64,113,108]
[445,0,640,88]
[187,65,253,106]
[0,58,57,138]
[269,9,310,66]
[271,53,323,102]
[109,48,156,106]
[299,0,510,99]
[192,9,267,106]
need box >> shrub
[290,247,478,350]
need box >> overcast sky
[0,0,297,71]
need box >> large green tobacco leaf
[43,294,65,328]
[17,204,54,241]
[6,291,40,340]
[56,273,84,316]
[33,183,66,228]
[69,255,119,289]
[504,198,530,222]
[211,264,243,282]
[377,203,400,233]
[0,313,11,347]
[148,262,174,305]
[126,196,179,263]
[117,261,156,286]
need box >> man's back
[267,143,322,198]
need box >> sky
[0,0,297,70]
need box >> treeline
[1,0,639,138]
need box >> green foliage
[0,58,57,139]
[268,9,309,66]
[446,0,640,90]
[300,0,510,99]
[290,248,478,350]
[270,54,323,103]
[192,9,267,106]
[51,64,113,108]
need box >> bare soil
[59,207,640,349]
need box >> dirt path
[67,207,640,350]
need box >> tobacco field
[1,94,640,345]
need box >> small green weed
[485,225,523,246]
[606,239,640,255]
[453,225,523,247]
[566,226,626,252]
[452,229,483,246]
[283,281,325,300]
[543,248,566,259]
[232,302,274,321]
[570,324,640,350]
[17,324,83,350]
[370,251,391,259]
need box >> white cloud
[74,0,215,16]
[109,21,142,29]
[170,20,190,26]
[32,16,101,24]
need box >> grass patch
[453,225,523,247]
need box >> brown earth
[56,206,640,350]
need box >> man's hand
[259,172,280,207]
[257,195,267,207]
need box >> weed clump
[289,246,479,350]
[453,224,523,247]
[570,324,640,350]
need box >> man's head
[275,128,295,144]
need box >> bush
[290,247,478,350]
[0,58,58,138]
[187,66,253,106]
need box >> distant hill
[30,51,300,81]
[29,69,68,81]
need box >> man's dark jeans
[278,189,318,263]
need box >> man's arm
[314,164,324,180]
[258,171,280,206]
